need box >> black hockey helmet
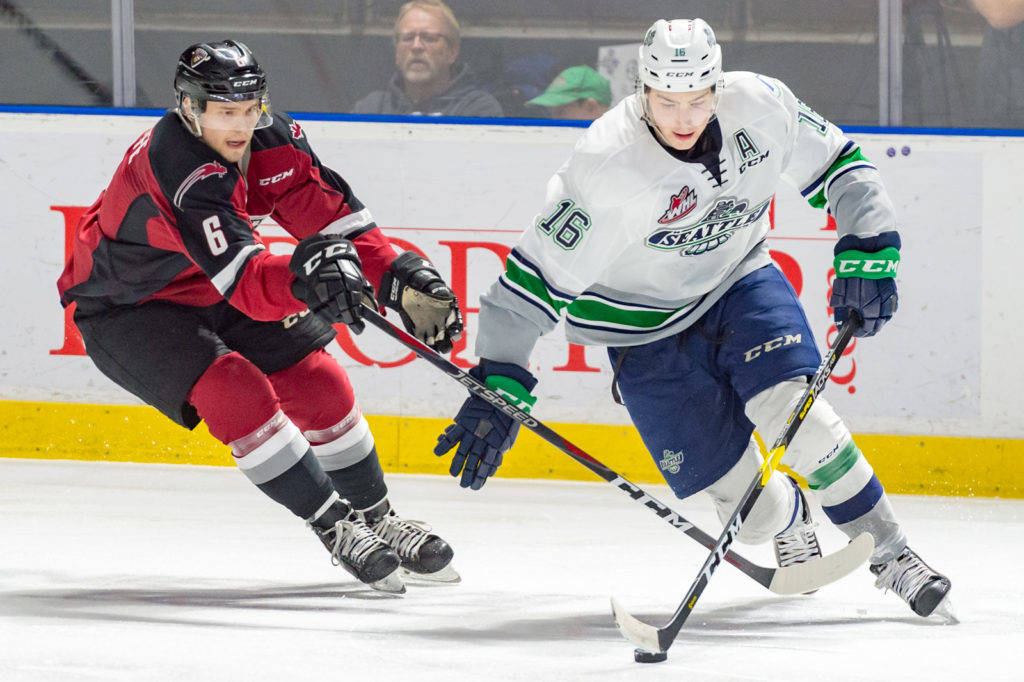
[174,39,272,135]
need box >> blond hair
[395,0,461,49]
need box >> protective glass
[187,94,273,131]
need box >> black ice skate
[773,479,822,593]
[870,545,952,617]
[309,493,404,593]
[361,498,459,583]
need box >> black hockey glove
[433,360,537,490]
[379,250,463,352]
[289,235,374,333]
[830,232,900,337]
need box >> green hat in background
[526,65,612,108]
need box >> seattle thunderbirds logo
[645,195,771,256]
[657,186,697,224]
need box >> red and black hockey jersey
[57,110,397,321]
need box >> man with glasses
[352,0,502,117]
[58,40,464,594]
[435,18,953,619]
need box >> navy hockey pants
[608,264,822,499]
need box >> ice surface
[0,459,1019,681]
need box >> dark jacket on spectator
[352,63,503,117]
[978,21,1024,127]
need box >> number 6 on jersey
[203,215,228,255]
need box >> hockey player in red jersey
[57,40,464,593]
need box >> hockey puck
[634,648,668,663]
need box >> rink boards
[1,108,1022,497]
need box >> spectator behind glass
[970,0,1024,127]
[524,66,612,120]
[352,0,502,117]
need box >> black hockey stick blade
[360,307,867,596]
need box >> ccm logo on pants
[743,334,802,362]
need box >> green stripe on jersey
[806,441,862,490]
[566,296,700,329]
[567,298,675,328]
[503,257,569,316]
[807,146,870,209]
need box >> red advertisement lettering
[50,205,88,356]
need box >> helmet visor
[188,93,273,131]
[640,83,721,128]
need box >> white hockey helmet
[638,18,722,92]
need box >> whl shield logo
[173,162,228,208]
[646,196,771,256]
[657,185,697,224]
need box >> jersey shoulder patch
[251,111,308,153]
[148,116,242,212]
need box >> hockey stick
[360,306,871,596]
[611,319,873,658]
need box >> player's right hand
[434,361,537,490]
[289,234,374,333]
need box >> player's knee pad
[269,348,374,472]
[269,348,355,428]
[745,378,852,480]
[188,351,279,444]
[705,439,795,544]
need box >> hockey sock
[706,438,796,544]
[268,349,378,488]
[256,449,337,520]
[819,471,907,563]
[746,378,907,558]
[187,356,338,519]
[326,448,388,510]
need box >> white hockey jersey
[477,71,898,366]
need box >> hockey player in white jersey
[435,18,951,617]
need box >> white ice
[1,458,1019,681]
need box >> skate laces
[872,549,936,602]
[775,521,821,565]
[327,516,385,568]
[372,512,432,560]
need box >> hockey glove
[434,360,537,490]
[380,251,464,353]
[289,235,375,333]
[830,232,901,337]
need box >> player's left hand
[380,251,463,352]
[830,232,901,337]
[434,361,537,490]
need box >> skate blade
[930,595,958,624]
[369,570,406,594]
[403,565,461,583]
